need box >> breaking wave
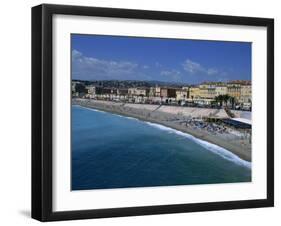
[145,122,251,169]
[74,105,251,169]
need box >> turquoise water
[71,105,251,190]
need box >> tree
[229,96,236,109]
[222,94,231,106]
[214,94,230,107]
[75,83,86,93]
[214,95,223,107]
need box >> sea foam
[75,105,251,169]
[77,105,139,121]
[78,106,106,114]
[145,122,251,169]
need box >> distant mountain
[72,79,190,88]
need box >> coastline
[72,99,251,162]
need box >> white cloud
[160,70,182,82]
[181,59,230,83]
[207,68,219,75]
[182,59,205,74]
[182,59,222,77]
[72,49,142,80]
[155,62,162,68]
[72,49,82,58]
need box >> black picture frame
[32,3,274,222]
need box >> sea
[72,105,251,190]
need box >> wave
[145,122,251,169]
[75,105,140,121]
[113,114,139,121]
[74,105,251,169]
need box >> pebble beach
[72,98,252,162]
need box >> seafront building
[227,83,241,100]
[176,89,188,102]
[72,80,252,110]
[189,87,201,100]
[215,85,228,96]
[240,85,252,104]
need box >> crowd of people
[179,119,228,135]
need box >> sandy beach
[72,98,251,162]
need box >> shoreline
[73,99,251,162]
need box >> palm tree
[222,94,231,106]
[214,94,230,107]
[229,96,236,109]
[214,95,223,107]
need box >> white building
[215,86,227,96]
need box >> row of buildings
[72,80,252,110]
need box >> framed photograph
[32,4,274,221]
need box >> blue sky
[72,34,251,84]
